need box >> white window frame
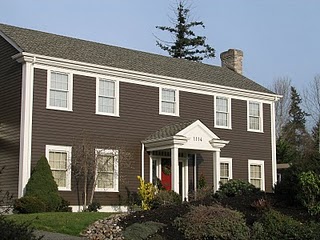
[247,101,263,132]
[159,87,179,116]
[248,159,265,191]
[219,157,233,185]
[214,96,232,129]
[95,149,119,192]
[46,70,73,111]
[96,78,119,117]
[45,145,72,191]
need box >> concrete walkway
[34,230,87,240]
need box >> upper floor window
[47,71,73,111]
[46,145,72,191]
[248,101,263,132]
[96,78,119,116]
[248,160,265,190]
[215,96,231,129]
[95,149,119,192]
[160,88,179,116]
[220,158,232,185]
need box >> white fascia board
[0,31,23,52]
[12,52,281,103]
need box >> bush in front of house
[151,190,182,209]
[215,179,260,198]
[0,215,42,240]
[251,209,318,240]
[24,156,62,212]
[13,196,46,214]
[174,204,250,240]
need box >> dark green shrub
[56,197,72,212]
[122,221,165,240]
[0,215,42,240]
[13,196,46,214]
[251,210,316,240]
[151,190,181,209]
[86,202,101,212]
[25,156,61,212]
[174,204,250,240]
[216,179,259,198]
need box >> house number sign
[193,137,203,142]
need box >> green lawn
[6,212,111,236]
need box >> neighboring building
[0,23,279,211]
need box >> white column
[18,61,34,197]
[149,153,153,183]
[213,150,221,192]
[194,154,197,192]
[171,146,179,193]
[184,157,189,201]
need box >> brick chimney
[220,49,243,74]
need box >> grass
[6,212,111,236]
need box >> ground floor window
[46,145,72,191]
[95,149,119,192]
[248,160,265,190]
[220,158,232,185]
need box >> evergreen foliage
[156,0,215,62]
[24,156,61,212]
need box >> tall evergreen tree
[155,1,215,62]
[312,119,320,153]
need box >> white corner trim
[270,102,277,187]
[18,62,34,197]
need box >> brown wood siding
[31,68,274,206]
[0,36,22,198]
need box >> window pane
[220,163,229,177]
[216,112,228,126]
[97,173,114,189]
[52,170,66,188]
[99,96,115,113]
[249,102,260,117]
[251,179,261,189]
[220,177,229,185]
[162,102,175,114]
[162,89,175,102]
[249,116,260,130]
[50,90,68,108]
[51,72,68,90]
[99,80,115,97]
[250,165,261,178]
[97,152,116,189]
[216,97,228,112]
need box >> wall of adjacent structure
[0,36,22,198]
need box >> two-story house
[0,23,279,211]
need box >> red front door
[161,159,171,191]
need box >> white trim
[194,154,197,192]
[95,78,120,117]
[247,101,264,133]
[270,102,277,187]
[45,145,72,191]
[219,157,233,184]
[248,159,265,191]
[18,61,34,197]
[159,87,179,116]
[12,52,280,103]
[70,205,128,213]
[46,69,73,111]
[214,95,232,129]
[95,149,119,192]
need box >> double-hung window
[95,149,119,192]
[47,71,73,111]
[215,96,231,129]
[248,101,263,132]
[160,88,179,116]
[248,160,265,190]
[96,78,119,116]
[46,145,72,191]
[220,158,232,185]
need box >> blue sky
[1,0,319,91]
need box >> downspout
[141,143,145,180]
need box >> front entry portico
[142,120,229,200]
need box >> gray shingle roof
[0,23,273,94]
[145,119,197,141]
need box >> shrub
[56,197,72,212]
[25,156,61,212]
[137,176,157,210]
[13,196,46,214]
[122,221,165,240]
[216,179,259,198]
[297,171,320,215]
[151,190,181,209]
[0,215,42,240]
[86,202,101,212]
[251,210,316,240]
[174,204,250,240]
